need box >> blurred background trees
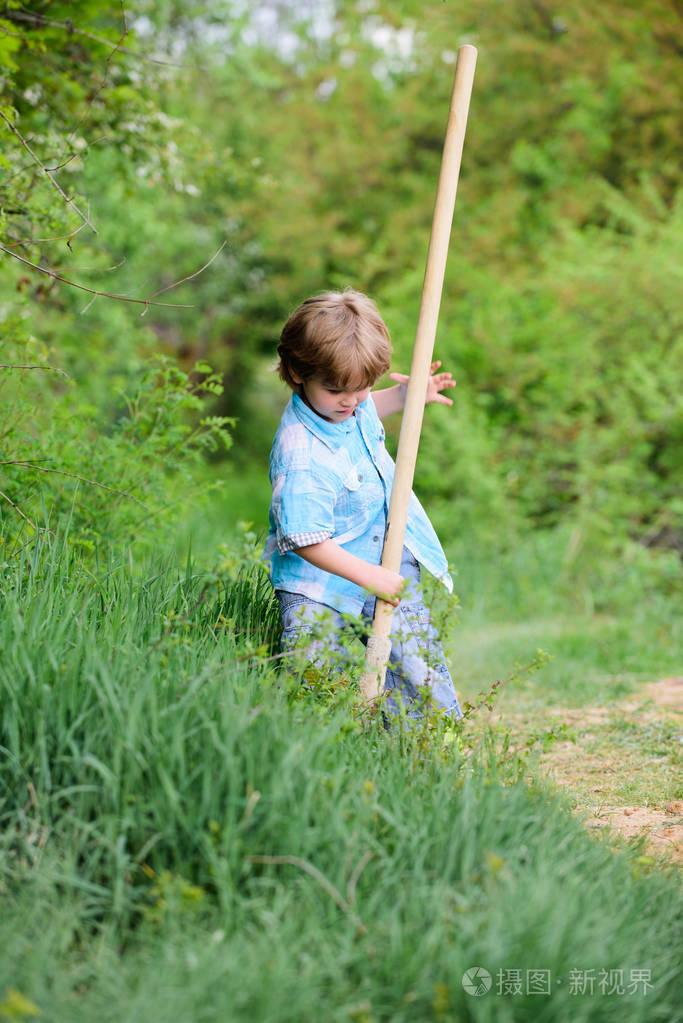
[2,0,681,572]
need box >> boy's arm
[371,360,456,419]
[369,383,405,419]
[294,539,404,606]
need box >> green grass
[444,526,681,709]
[1,528,682,1022]
[449,613,679,711]
[177,460,681,708]
[441,537,682,830]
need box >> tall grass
[1,530,681,1022]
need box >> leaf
[0,989,42,1020]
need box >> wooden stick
[360,44,477,708]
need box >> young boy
[264,288,461,720]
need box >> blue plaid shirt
[264,392,452,616]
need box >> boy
[264,288,461,720]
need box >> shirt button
[358,474,363,480]
[373,535,379,541]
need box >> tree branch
[5,9,208,69]
[67,5,129,147]
[1,461,150,510]
[0,364,69,377]
[45,136,108,173]
[0,488,39,532]
[141,241,228,314]
[1,109,97,234]
[5,221,88,253]
[0,245,194,309]
[0,21,23,38]
[60,258,126,274]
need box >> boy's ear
[291,370,303,385]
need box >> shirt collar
[291,392,364,448]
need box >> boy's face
[295,375,372,423]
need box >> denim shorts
[277,547,461,720]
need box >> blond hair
[277,289,391,391]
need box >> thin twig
[0,461,150,509]
[60,258,126,274]
[141,241,228,315]
[346,850,373,907]
[0,364,69,377]
[44,150,83,173]
[3,136,106,215]
[0,245,194,309]
[4,221,89,251]
[67,4,129,146]
[45,136,108,173]
[460,653,551,720]
[0,488,39,532]
[8,533,49,560]
[6,9,208,69]
[219,646,289,671]
[0,109,97,233]
[247,855,368,936]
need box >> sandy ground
[539,677,683,866]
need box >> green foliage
[1,532,682,1022]
[419,188,683,548]
[2,6,682,1019]
[1,2,162,245]
[1,2,238,551]
[1,345,233,553]
[2,0,681,557]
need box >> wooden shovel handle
[360,44,477,708]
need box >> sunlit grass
[1,526,681,1021]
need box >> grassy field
[1,517,681,1022]
[452,619,682,865]
[445,530,682,866]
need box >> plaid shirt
[264,392,453,616]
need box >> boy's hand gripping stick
[360,44,477,709]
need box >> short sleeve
[271,466,340,555]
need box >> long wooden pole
[360,44,477,708]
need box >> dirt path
[476,676,683,868]
[539,678,682,865]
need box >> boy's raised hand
[389,360,456,406]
